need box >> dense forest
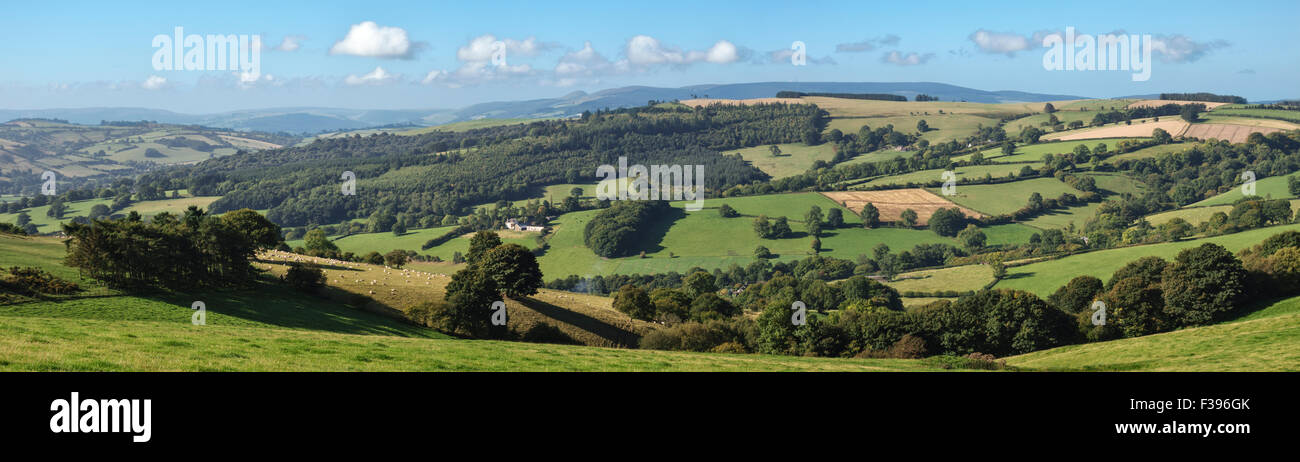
[141,103,825,227]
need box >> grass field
[995,223,1300,296]
[885,264,993,293]
[1147,200,1300,228]
[953,137,1141,163]
[1007,303,1300,372]
[726,142,836,179]
[287,226,541,262]
[1044,118,1186,141]
[1209,108,1300,124]
[0,315,945,371]
[848,164,1029,189]
[826,113,999,144]
[0,194,226,233]
[534,192,1035,278]
[1190,174,1297,206]
[1102,142,1194,164]
[935,178,1082,216]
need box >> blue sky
[0,0,1295,112]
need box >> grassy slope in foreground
[1007,299,1300,372]
[0,315,937,372]
[996,223,1300,296]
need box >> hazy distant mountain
[0,82,1084,134]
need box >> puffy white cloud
[968,29,1032,56]
[624,35,744,67]
[1149,34,1229,63]
[456,35,552,62]
[344,66,399,86]
[555,41,615,76]
[881,51,934,66]
[142,75,167,90]
[329,21,419,59]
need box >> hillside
[0,119,294,192]
[1007,297,1300,371]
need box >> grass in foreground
[0,315,938,371]
[1006,312,1300,372]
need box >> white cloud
[766,48,836,65]
[555,41,615,76]
[330,21,418,59]
[344,66,399,86]
[882,51,934,66]
[142,75,167,90]
[624,35,744,67]
[273,35,304,52]
[968,29,1032,56]
[1150,34,1229,63]
[836,34,900,53]
[456,35,552,62]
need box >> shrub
[283,264,325,292]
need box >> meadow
[534,192,1036,278]
[995,223,1300,296]
[934,178,1081,215]
[953,137,1141,163]
[1007,304,1300,372]
[725,142,836,179]
[1189,174,1296,206]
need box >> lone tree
[769,145,782,157]
[860,203,880,228]
[1044,102,1057,113]
[899,209,918,228]
[478,243,543,299]
[1180,105,1202,123]
[384,250,409,269]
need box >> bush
[0,266,79,296]
[283,264,325,292]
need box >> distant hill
[0,82,1082,134]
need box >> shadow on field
[630,206,687,255]
[514,297,642,348]
[148,279,436,338]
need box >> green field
[935,178,1082,216]
[0,315,943,371]
[1021,201,1102,230]
[1102,142,1194,164]
[1007,303,1300,372]
[287,226,540,262]
[849,164,1029,189]
[885,264,993,293]
[1148,200,1300,227]
[826,113,999,144]
[534,193,1036,278]
[726,142,836,179]
[953,138,1141,164]
[995,223,1300,296]
[0,194,226,233]
[1190,174,1297,206]
[1208,108,1300,124]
